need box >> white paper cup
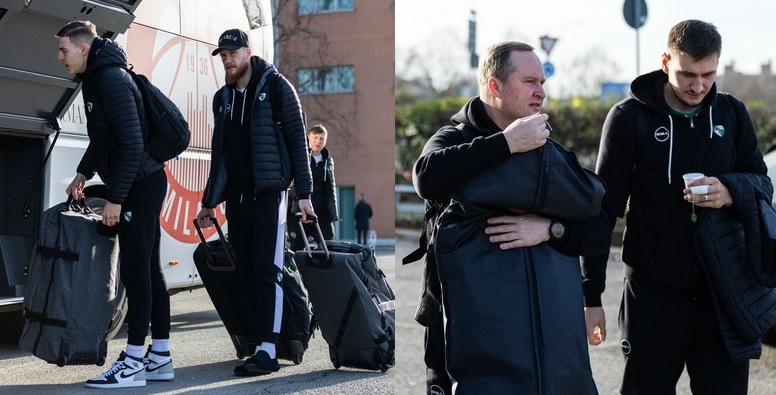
[683,173,704,188]
[690,185,709,194]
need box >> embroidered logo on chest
[654,126,670,142]
[713,125,725,137]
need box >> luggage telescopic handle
[193,217,235,268]
[294,212,330,259]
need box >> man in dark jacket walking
[354,193,373,245]
[412,41,611,394]
[58,21,173,388]
[196,29,314,377]
[582,20,773,395]
[289,124,338,250]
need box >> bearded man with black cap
[196,29,314,376]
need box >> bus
[0,0,272,340]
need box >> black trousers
[619,278,749,395]
[119,170,169,346]
[356,229,368,245]
[226,190,286,345]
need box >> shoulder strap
[269,72,283,129]
[402,123,469,265]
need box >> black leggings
[118,170,169,346]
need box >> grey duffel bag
[19,200,122,366]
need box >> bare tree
[559,46,623,98]
[397,29,473,100]
[271,0,359,153]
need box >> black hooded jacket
[202,56,311,208]
[76,37,163,204]
[581,70,772,305]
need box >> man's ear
[246,47,252,57]
[80,42,90,56]
[487,76,501,99]
[661,52,670,74]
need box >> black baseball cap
[211,29,249,56]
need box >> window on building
[297,66,355,95]
[297,0,354,15]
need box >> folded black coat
[454,138,605,220]
[435,141,605,394]
[694,172,776,364]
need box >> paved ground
[0,247,395,395]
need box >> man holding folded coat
[411,41,611,394]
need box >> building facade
[274,0,395,242]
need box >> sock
[125,344,144,359]
[151,338,169,353]
[256,342,276,359]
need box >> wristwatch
[549,220,566,241]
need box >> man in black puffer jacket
[57,21,171,388]
[196,29,314,377]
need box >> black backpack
[126,67,191,162]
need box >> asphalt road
[0,247,395,395]
[394,232,776,395]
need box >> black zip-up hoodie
[581,70,771,305]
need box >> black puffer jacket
[202,57,311,207]
[77,37,163,204]
[695,172,775,363]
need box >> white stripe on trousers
[271,190,287,334]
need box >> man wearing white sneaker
[56,20,175,389]
[197,28,314,377]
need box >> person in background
[354,193,373,245]
[582,20,773,394]
[289,124,338,250]
[196,28,314,377]
[57,20,173,388]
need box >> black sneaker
[234,364,262,377]
[242,350,280,375]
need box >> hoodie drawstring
[667,114,674,185]
[708,106,714,139]
[229,88,249,125]
[229,91,236,122]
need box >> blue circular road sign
[543,62,555,78]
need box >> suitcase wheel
[293,353,303,365]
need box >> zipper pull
[690,117,694,128]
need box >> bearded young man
[196,28,314,376]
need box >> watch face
[551,222,565,238]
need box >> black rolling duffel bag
[294,216,395,371]
[193,218,314,364]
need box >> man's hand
[196,207,216,228]
[66,173,88,200]
[683,175,734,209]
[585,306,607,346]
[102,202,122,227]
[484,213,551,250]
[297,198,315,222]
[502,113,550,154]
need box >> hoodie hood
[629,69,721,185]
[79,37,128,81]
[450,97,502,137]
